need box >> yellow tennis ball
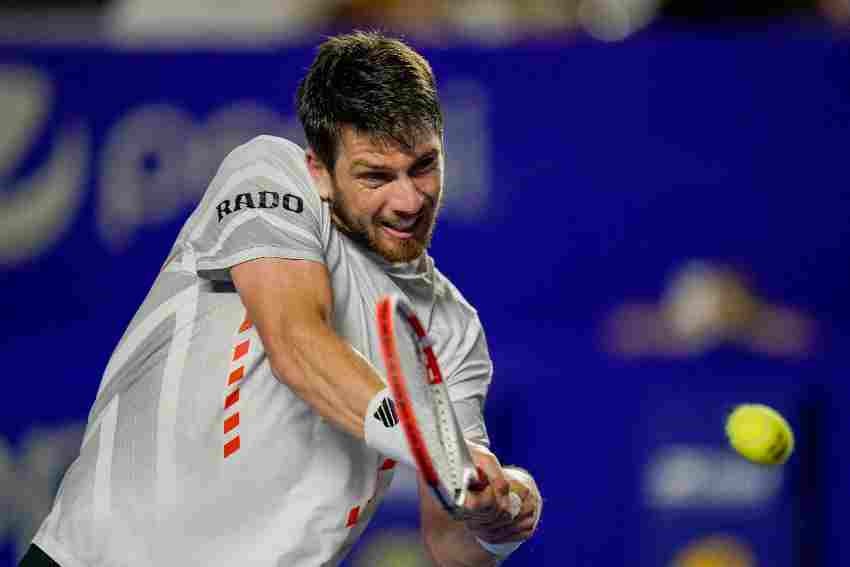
[725,404,794,465]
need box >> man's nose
[390,175,426,216]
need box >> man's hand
[418,444,542,566]
[461,446,541,547]
[499,468,542,543]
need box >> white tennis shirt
[34,136,493,567]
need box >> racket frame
[376,294,478,515]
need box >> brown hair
[296,31,443,172]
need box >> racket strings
[379,294,477,514]
[405,326,463,497]
[432,384,463,498]
[408,325,464,499]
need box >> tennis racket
[375,293,487,517]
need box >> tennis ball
[725,404,794,465]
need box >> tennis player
[24,31,540,566]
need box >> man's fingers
[463,486,511,521]
[477,517,537,544]
[507,491,522,519]
[508,478,530,498]
[473,506,537,544]
[507,479,530,514]
[463,451,543,548]
[515,487,538,520]
[469,444,512,510]
[504,466,542,529]
[494,492,538,529]
[506,500,534,525]
[488,468,510,500]
[468,466,489,492]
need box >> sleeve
[443,316,494,448]
[186,136,326,281]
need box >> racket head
[375,294,479,515]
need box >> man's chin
[373,240,425,263]
[332,218,428,263]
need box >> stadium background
[1,1,848,565]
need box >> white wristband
[476,537,523,558]
[363,388,415,469]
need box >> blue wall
[1,27,847,565]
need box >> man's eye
[411,159,437,176]
[362,173,390,185]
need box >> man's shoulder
[210,134,323,213]
[427,264,490,365]
[431,264,481,327]
[224,135,306,170]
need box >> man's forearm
[232,257,385,441]
[267,319,384,439]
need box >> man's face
[307,126,443,263]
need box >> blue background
[1,26,847,565]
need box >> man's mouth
[380,217,420,240]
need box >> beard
[330,188,439,264]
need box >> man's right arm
[231,256,383,439]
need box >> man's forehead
[339,126,441,165]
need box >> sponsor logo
[0,65,90,266]
[93,80,489,249]
[216,191,304,222]
[0,71,491,258]
[602,260,816,358]
[644,445,783,509]
[373,398,399,428]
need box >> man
[25,31,541,566]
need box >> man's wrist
[363,387,415,468]
[475,537,523,558]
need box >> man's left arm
[419,310,540,564]
[418,446,541,566]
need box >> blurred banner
[638,372,809,567]
[1,30,847,566]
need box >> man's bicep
[231,257,333,349]
[453,397,490,448]
[446,321,493,448]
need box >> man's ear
[305,148,333,202]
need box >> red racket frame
[376,295,452,507]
